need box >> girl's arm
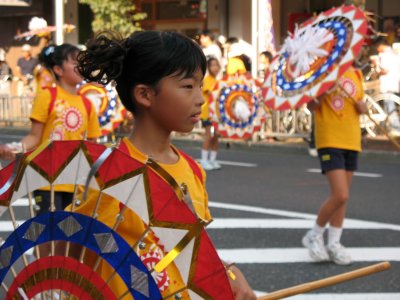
[355,99,368,114]
[0,120,44,160]
[21,120,45,151]
[307,97,323,111]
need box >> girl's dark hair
[39,44,80,80]
[77,31,207,113]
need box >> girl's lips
[191,112,201,123]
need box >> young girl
[303,65,367,265]
[76,30,256,299]
[0,44,101,213]
[200,57,221,170]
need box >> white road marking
[196,159,257,167]
[11,198,34,206]
[208,218,400,231]
[209,201,317,219]
[209,201,400,231]
[254,292,400,300]
[0,221,24,231]
[307,168,383,178]
[218,248,400,263]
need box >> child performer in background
[0,44,101,213]
[200,56,222,170]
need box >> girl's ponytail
[77,31,127,84]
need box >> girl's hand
[355,100,368,114]
[228,264,257,300]
[0,144,16,160]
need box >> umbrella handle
[337,85,400,150]
[257,261,391,300]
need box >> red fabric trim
[45,86,57,115]
[80,94,93,117]
[46,86,92,117]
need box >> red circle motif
[141,250,170,292]
[340,78,356,97]
[331,95,344,111]
[63,107,83,132]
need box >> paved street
[178,139,400,299]
[0,129,399,299]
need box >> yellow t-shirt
[69,138,211,299]
[315,67,364,152]
[226,57,247,76]
[34,65,55,92]
[200,74,218,120]
[30,85,101,192]
[30,85,101,143]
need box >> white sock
[328,226,343,246]
[201,149,209,161]
[209,150,217,161]
[312,223,325,236]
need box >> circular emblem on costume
[62,107,83,132]
[141,248,170,292]
[331,95,344,111]
[340,77,356,97]
[50,126,64,141]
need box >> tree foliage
[79,0,146,37]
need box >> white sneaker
[200,160,214,171]
[209,160,221,170]
[302,230,330,262]
[327,242,352,265]
[308,148,318,157]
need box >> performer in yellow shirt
[0,44,101,212]
[302,65,367,265]
[76,30,256,299]
[199,57,222,171]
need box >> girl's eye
[183,85,193,89]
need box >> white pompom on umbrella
[281,26,334,78]
[28,17,48,31]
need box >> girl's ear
[133,84,153,108]
[52,65,63,78]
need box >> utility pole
[54,0,64,45]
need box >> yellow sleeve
[30,88,51,124]
[86,101,102,139]
[355,69,364,101]
[202,76,217,94]
[196,161,212,221]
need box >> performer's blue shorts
[201,119,212,127]
[317,148,358,174]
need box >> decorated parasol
[14,17,75,41]
[210,73,262,140]
[262,5,368,110]
[78,82,127,137]
[0,140,234,299]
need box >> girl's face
[208,59,221,77]
[149,68,204,133]
[57,55,83,87]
